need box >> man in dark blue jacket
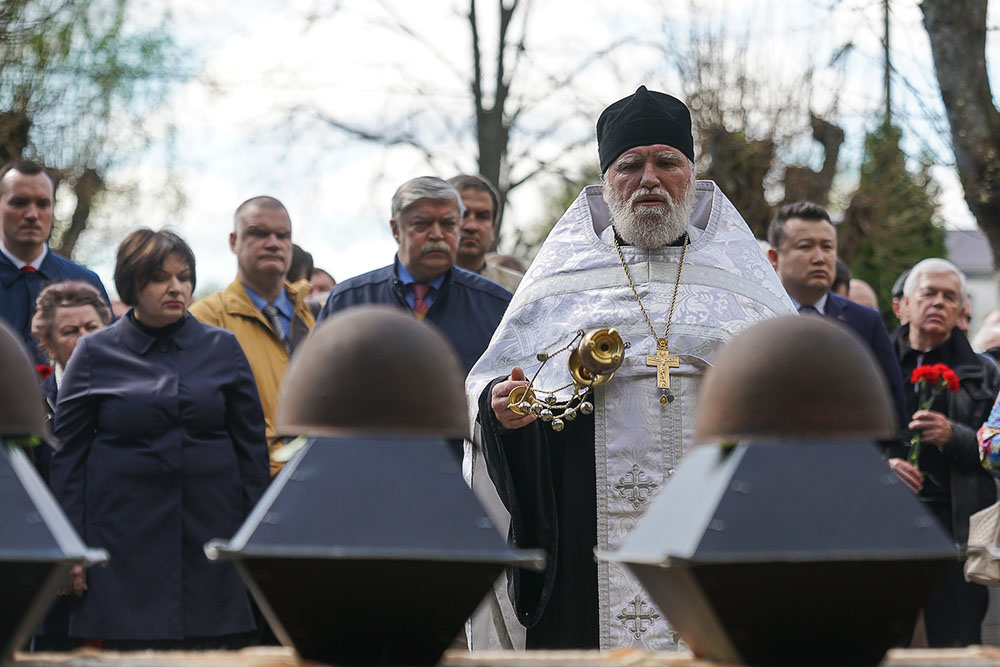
[0,160,111,363]
[767,201,907,429]
[319,176,511,372]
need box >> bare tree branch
[920,0,1000,272]
[288,1,640,243]
[309,107,437,166]
[370,0,467,82]
[507,137,595,191]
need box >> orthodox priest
[465,86,795,651]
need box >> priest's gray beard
[603,172,696,249]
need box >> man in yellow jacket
[190,196,315,475]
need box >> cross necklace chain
[612,230,689,406]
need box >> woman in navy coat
[49,229,269,648]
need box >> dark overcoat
[824,292,908,429]
[32,372,80,643]
[27,373,57,482]
[49,313,269,640]
[891,324,1000,547]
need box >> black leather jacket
[892,325,1000,546]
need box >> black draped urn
[600,316,955,666]
[1,442,107,658]
[601,439,954,666]
[207,436,544,666]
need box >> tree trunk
[782,115,844,207]
[702,125,774,238]
[0,110,30,162]
[920,0,1000,272]
[469,0,516,242]
[52,168,103,259]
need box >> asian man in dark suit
[767,201,907,430]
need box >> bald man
[190,196,315,475]
[848,279,879,311]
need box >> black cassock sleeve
[477,379,600,649]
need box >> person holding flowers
[890,258,1000,647]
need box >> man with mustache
[466,87,794,651]
[0,160,111,363]
[319,176,511,373]
[190,196,314,476]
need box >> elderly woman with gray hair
[29,281,112,476]
[31,281,112,383]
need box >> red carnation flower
[942,368,960,392]
[907,362,961,475]
[915,365,942,384]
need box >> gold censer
[508,328,627,431]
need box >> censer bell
[507,385,536,414]
[509,328,626,429]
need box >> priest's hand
[492,366,538,430]
[888,458,923,493]
[908,410,953,448]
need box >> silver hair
[390,176,465,220]
[972,325,1000,353]
[902,258,967,305]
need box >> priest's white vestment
[466,182,795,651]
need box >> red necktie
[411,283,430,319]
[22,265,37,274]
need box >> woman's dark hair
[114,228,196,305]
[288,244,314,282]
[31,281,112,344]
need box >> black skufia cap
[597,86,694,173]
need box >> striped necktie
[262,304,288,351]
[410,283,430,319]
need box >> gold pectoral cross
[647,338,679,404]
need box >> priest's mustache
[421,241,453,255]
[629,186,676,208]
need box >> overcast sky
[70,0,1000,299]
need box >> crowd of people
[4,85,1000,653]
